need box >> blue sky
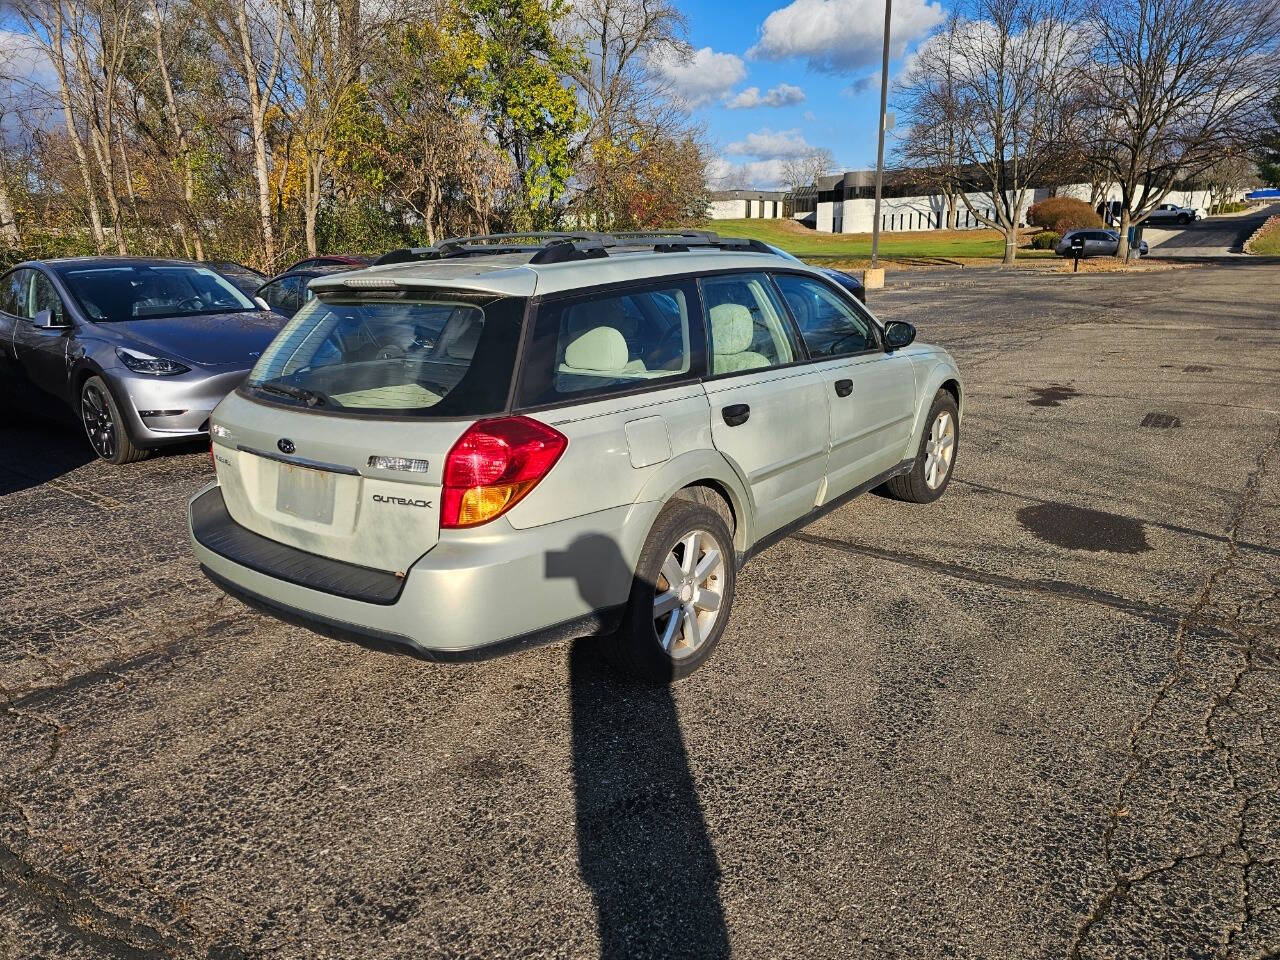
[658,0,948,187]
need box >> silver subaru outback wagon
[188,232,963,681]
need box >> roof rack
[370,230,774,267]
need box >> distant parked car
[256,264,360,318]
[0,258,286,464]
[764,243,865,302]
[282,254,373,272]
[1145,202,1199,225]
[1055,229,1149,258]
[208,261,267,298]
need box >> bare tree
[0,61,23,246]
[199,0,287,266]
[895,29,968,228]
[906,2,1087,263]
[779,147,834,193]
[1082,0,1280,257]
[19,0,111,251]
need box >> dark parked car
[255,264,361,318]
[281,254,373,272]
[1055,229,1148,258]
[764,243,865,302]
[0,258,287,464]
[207,260,267,298]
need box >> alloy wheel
[924,410,955,489]
[81,383,117,460]
[652,528,726,659]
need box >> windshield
[57,264,256,322]
[244,293,524,418]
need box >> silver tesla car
[0,258,287,464]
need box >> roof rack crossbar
[370,231,775,267]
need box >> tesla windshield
[57,264,257,322]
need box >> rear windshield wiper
[258,382,328,407]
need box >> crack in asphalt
[789,531,1236,639]
[1065,421,1280,959]
[0,597,235,959]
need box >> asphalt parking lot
[2,263,1278,959]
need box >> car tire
[80,376,149,465]
[1177,214,1190,225]
[613,496,736,683]
[884,389,959,504]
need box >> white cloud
[750,0,945,72]
[725,127,813,159]
[709,157,789,189]
[649,46,747,108]
[724,82,806,109]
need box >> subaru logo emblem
[278,438,296,455]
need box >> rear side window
[0,269,29,316]
[700,272,801,375]
[517,280,701,406]
[244,292,524,418]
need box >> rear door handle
[834,378,854,397]
[722,403,750,427]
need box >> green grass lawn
[1248,217,1280,256]
[697,218,1057,264]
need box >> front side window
[260,275,303,315]
[773,273,875,358]
[55,264,256,322]
[518,281,697,405]
[245,292,523,418]
[31,272,66,323]
[701,272,800,375]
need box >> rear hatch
[209,287,526,574]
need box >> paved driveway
[2,264,1278,959]
[1146,204,1280,257]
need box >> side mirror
[883,321,916,351]
[31,309,65,329]
[254,296,271,310]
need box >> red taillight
[441,416,567,528]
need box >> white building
[712,169,1234,233]
[706,189,788,220]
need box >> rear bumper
[188,483,658,656]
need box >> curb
[1242,214,1280,255]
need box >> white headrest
[564,326,629,372]
[709,303,753,355]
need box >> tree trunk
[0,181,19,246]
[1115,207,1132,260]
[945,193,956,229]
[1003,222,1017,264]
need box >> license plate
[276,463,336,524]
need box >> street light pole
[870,0,892,270]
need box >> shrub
[1027,196,1103,233]
[1030,230,1061,250]
[1212,201,1249,214]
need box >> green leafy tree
[464,0,586,229]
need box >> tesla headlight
[116,347,190,377]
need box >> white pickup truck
[1100,200,1200,226]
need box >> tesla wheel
[885,390,959,504]
[80,376,148,465]
[614,497,736,683]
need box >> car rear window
[244,291,524,418]
[516,280,702,406]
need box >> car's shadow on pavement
[554,534,732,960]
[0,413,96,495]
[0,406,211,496]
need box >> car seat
[709,303,770,373]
